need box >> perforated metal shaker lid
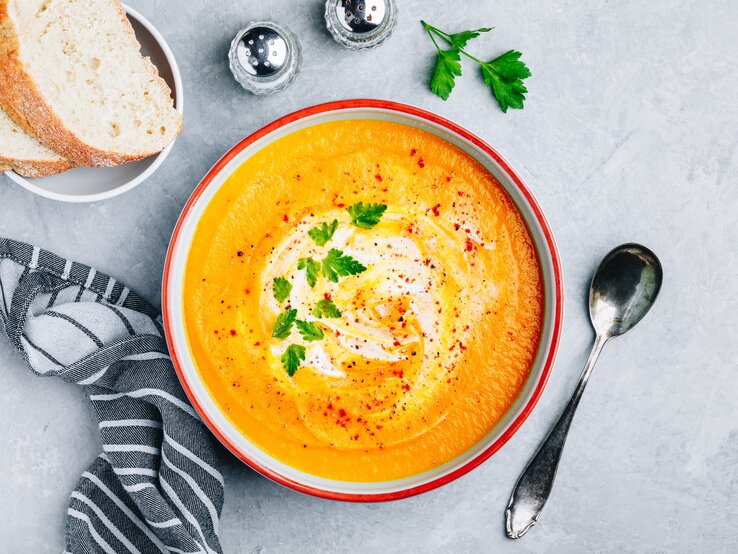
[229,21,302,95]
[325,0,398,50]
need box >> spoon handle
[505,334,607,539]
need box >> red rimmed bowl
[163,99,563,501]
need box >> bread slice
[0,106,72,177]
[0,0,182,167]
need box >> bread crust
[0,155,73,178]
[0,0,182,168]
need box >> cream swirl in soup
[259,209,497,449]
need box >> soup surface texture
[184,120,544,482]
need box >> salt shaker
[229,21,302,95]
[325,0,398,50]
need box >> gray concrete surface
[1,0,737,552]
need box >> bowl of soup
[163,100,563,501]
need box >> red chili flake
[254,341,261,346]
[418,157,425,168]
[382,188,388,192]
[401,384,411,391]
[295,174,301,180]
[230,329,237,336]
[323,292,332,300]
[338,408,347,418]
[336,203,345,208]
[457,190,464,196]
[454,223,461,231]
[375,174,383,181]
[465,238,474,252]
[237,251,244,257]
[431,204,441,216]
[213,330,218,334]
[282,214,289,223]
[393,340,401,347]
[244,288,250,295]
[446,176,452,182]
[327,402,334,410]
[459,342,468,351]
[410,148,417,156]
[424,258,431,266]
[352,434,359,441]
[376,424,383,430]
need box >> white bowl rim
[3,3,184,203]
[162,99,564,502]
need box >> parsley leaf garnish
[295,320,324,342]
[321,249,366,283]
[348,202,387,229]
[313,298,342,319]
[297,257,321,288]
[448,28,492,50]
[480,51,531,112]
[308,219,339,246]
[272,309,297,340]
[421,20,530,112]
[281,344,306,376]
[430,49,462,100]
[272,277,292,303]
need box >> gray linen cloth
[0,238,224,554]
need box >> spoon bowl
[589,244,663,338]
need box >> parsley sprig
[272,277,292,303]
[295,320,324,342]
[313,298,342,319]
[322,249,366,283]
[281,344,306,377]
[421,20,531,112]
[308,219,338,246]
[297,257,321,288]
[272,309,297,340]
[348,202,387,229]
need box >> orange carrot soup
[183,120,543,481]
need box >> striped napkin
[0,238,224,554]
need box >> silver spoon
[505,243,663,539]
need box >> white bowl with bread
[0,2,183,202]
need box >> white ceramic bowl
[3,4,183,203]
[163,100,564,501]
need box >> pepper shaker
[229,21,302,95]
[325,0,398,50]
